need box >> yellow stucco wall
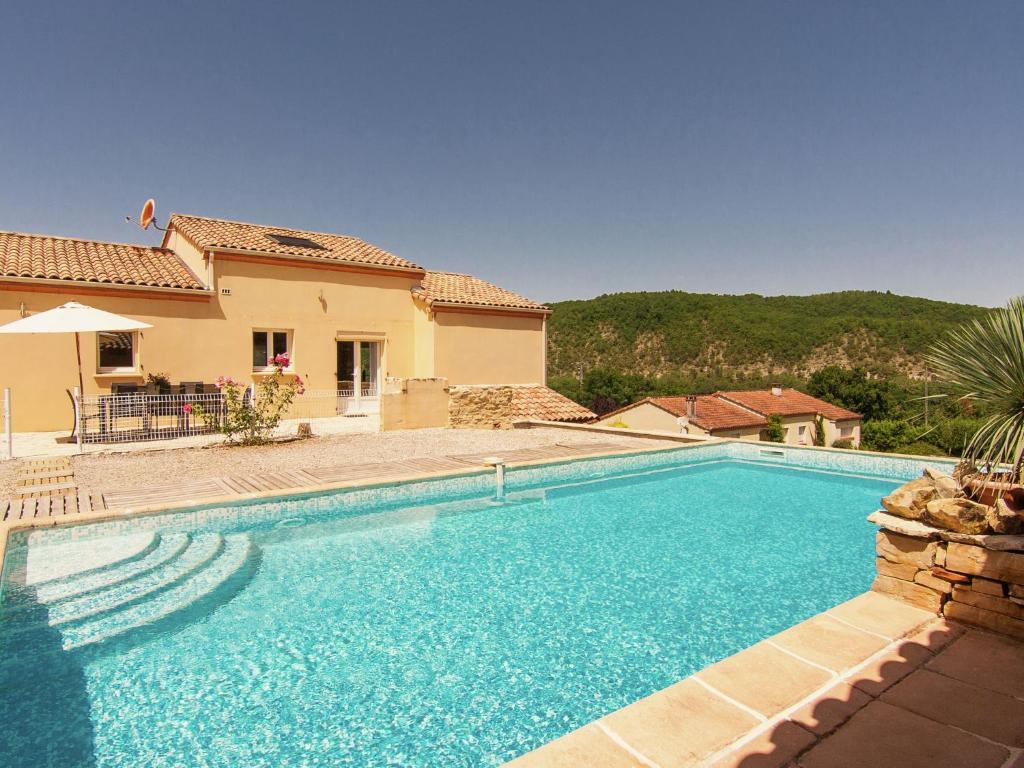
[0,253,551,431]
[432,311,545,386]
[412,301,436,378]
[595,401,767,440]
[779,415,817,446]
[380,378,449,431]
[825,418,861,447]
[0,264,412,431]
[595,402,681,432]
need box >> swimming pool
[0,443,948,767]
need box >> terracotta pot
[963,473,1024,509]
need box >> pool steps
[5,533,259,651]
[33,533,192,604]
[49,534,226,626]
[25,531,162,588]
[61,534,256,650]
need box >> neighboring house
[596,395,767,439]
[595,387,861,447]
[0,214,592,432]
[715,388,861,446]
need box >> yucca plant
[925,296,1024,481]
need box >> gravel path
[69,428,667,495]
[0,461,13,499]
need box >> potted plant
[927,296,1024,510]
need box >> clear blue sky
[1,1,1021,307]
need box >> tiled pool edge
[0,439,964,765]
[0,441,693,588]
[0,439,955,607]
[503,592,941,768]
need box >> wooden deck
[2,441,634,523]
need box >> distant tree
[764,414,786,443]
[861,419,916,453]
[807,366,900,421]
[814,414,826,446]
[547,375,584,405]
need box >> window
[97,331,136,372]
[265,233,326,250]
[253,330,291,369]
[841,425,854,438]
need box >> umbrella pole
[75,331,84,395]
[75,332,84,453]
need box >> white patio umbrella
[0,302,152,441]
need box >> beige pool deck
[506,594,1024,768]
[0,438,668,523]
[2,433,1023,766]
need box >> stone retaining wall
[448,385,518,429]
[873,519,1024,640]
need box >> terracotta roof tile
[649,396,768,432]
[0,231,206,291]
[510,385,596,422]
[715,389,861,421]
[416,271,548,312]
[167,214,422,271]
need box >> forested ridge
[547,290,990,382]
[545,290,997,458]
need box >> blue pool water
[0,449,912,767]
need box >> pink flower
[274,353,290,367]
[182,403,193,414]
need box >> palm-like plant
[925,296,1024,481]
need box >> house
[596,395,767,439]
[715,388,861,446]
[0,214,593,432]
[595,387,861,446]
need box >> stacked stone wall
[447,386,517,429]
[874,526,1024,640]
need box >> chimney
[685,395,697,418]
[771,384,783,397]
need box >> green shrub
[928,417,989,457]
[193,357,304,445]
[814,414,826,447]
[894,441,947,457]
[861,419,916,452]
[764,414,786,443]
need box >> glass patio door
[360,342,379,397]
[336,340,381,413]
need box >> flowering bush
[194,356,304,445]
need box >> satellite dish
[139,198,156,230]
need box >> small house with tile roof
[0,214,592,431]
[595,388,860,446]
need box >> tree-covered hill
[547,290,991,382]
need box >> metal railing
[77,392,228,443]
[282,387,380,419]
[76,387,382,443]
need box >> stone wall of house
[448,385,517,429]
[873,524,1024,640]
